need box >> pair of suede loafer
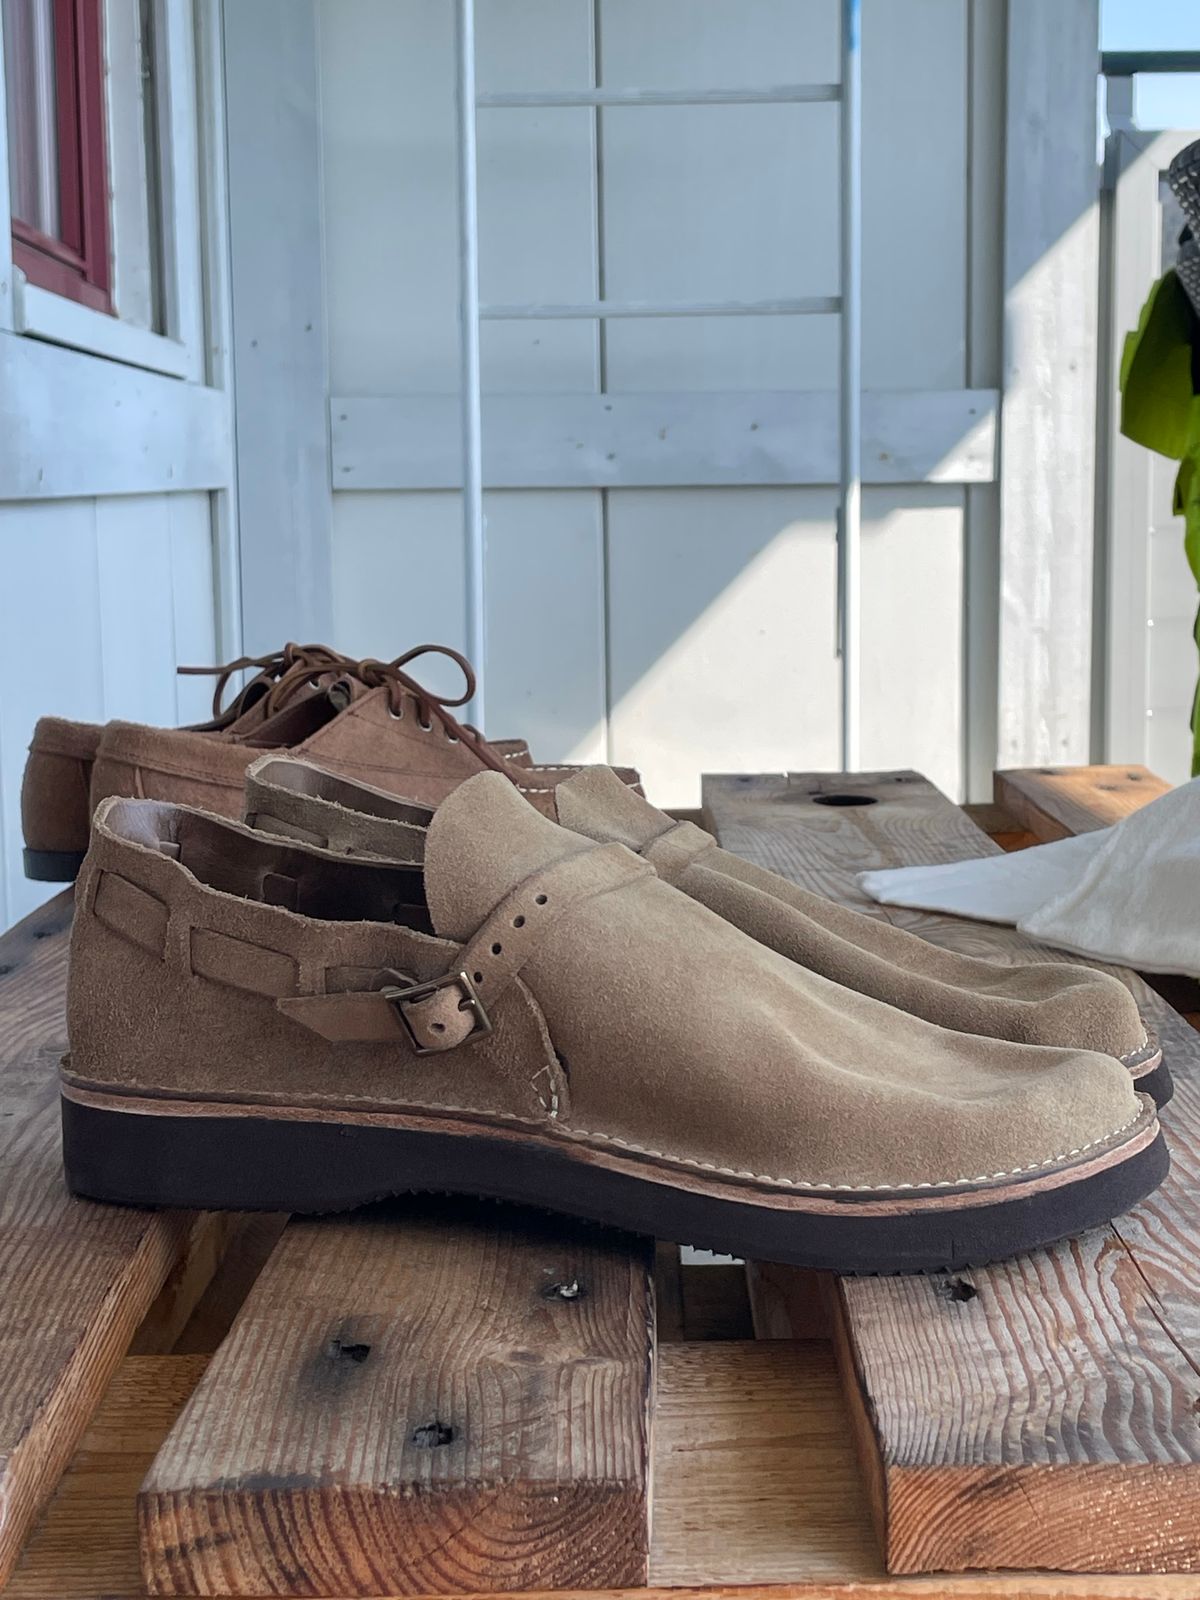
[61,747,1168,1276]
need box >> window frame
[0,0,206,381]
[9,0,112,313]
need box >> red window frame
[10,0,111,313]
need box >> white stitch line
[67,1080,1149,1191]
[551,1110,1146,1190]
[1119,1027,1152,1063]
[234,1095,1143,1194]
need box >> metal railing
[1103,50,1200,128]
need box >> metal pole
[837,0,862,771]
[455,0,486,725]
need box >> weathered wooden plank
[7,1354,210,1600]
[0,336,231,500]
[223,0,332,649]
[998,0,1102,767]
[139,1200,656,1596]
[704,770,1200,1576]
[0,892,199,1590]
[16,1345,1200,1600]
[128,1214,243,1356]
[744,1264,832,1341]
[330,389,999,490]
[995,764,1172,843]
[649,1342,872,1586]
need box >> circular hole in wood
[811,793,878,808]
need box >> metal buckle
[380,971,492,1055]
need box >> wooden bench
[1,765,1197,1597]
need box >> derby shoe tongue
[423,771,590,940]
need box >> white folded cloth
[858,777,1200,976]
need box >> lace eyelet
[445,730,459,742]
[419,718,433,733]
[388,706,404,720]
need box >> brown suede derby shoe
[62,773,1165,1274]
[240,756,1168,1104]
[20,642,639,882]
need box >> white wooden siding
[320,0,992,808]
[0,0,233,930]
[0,493,217,926]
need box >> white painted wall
[319,0,1003,807]
[0,495,217,926]
[0,0,234,929]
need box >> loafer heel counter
[21,745,94,878]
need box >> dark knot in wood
[411,1421,455,1448]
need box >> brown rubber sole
[1128,1048,1171,1107]
[60,1085,1166,1275]
[23,846,87,882]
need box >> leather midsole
[59,1078,1160,1220]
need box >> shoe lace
[179,642,510,773]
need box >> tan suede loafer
[20,643,639,883]
[240,756,1168,1106]
[62,774,1165,1273]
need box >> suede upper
[20,716,105,857]
[553,767,1150,1061]
[66,774,1147,1196]
[22,643,642,859]
[243,757,1150,1066]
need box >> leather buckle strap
[380,970,491,1055]
[277,843,653,1048]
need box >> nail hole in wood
[411,1420,454,1447]
[543,1278,584,1301]
[940,1279,978,1303]
[326,1338,372,1363]
[812,793,878,808]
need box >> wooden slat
[744,1264,832,1341]
[704,769,1200,1576]
[997,0,1101,768]
[995,764,1172,842]
[129,1214,245,1356]
[0,892,199,1589]
[330,388,999,490]
[13,1346,1200,1600]
[7,1354,210,1599]
[139,1199,656,1596]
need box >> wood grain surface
[13,1344,1200,1600]
[704,770,1200,1576]
[0,891,197,1590]
[139,1199,656,1596]
[744,1264,831,1341]
[994,764,1171,842]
